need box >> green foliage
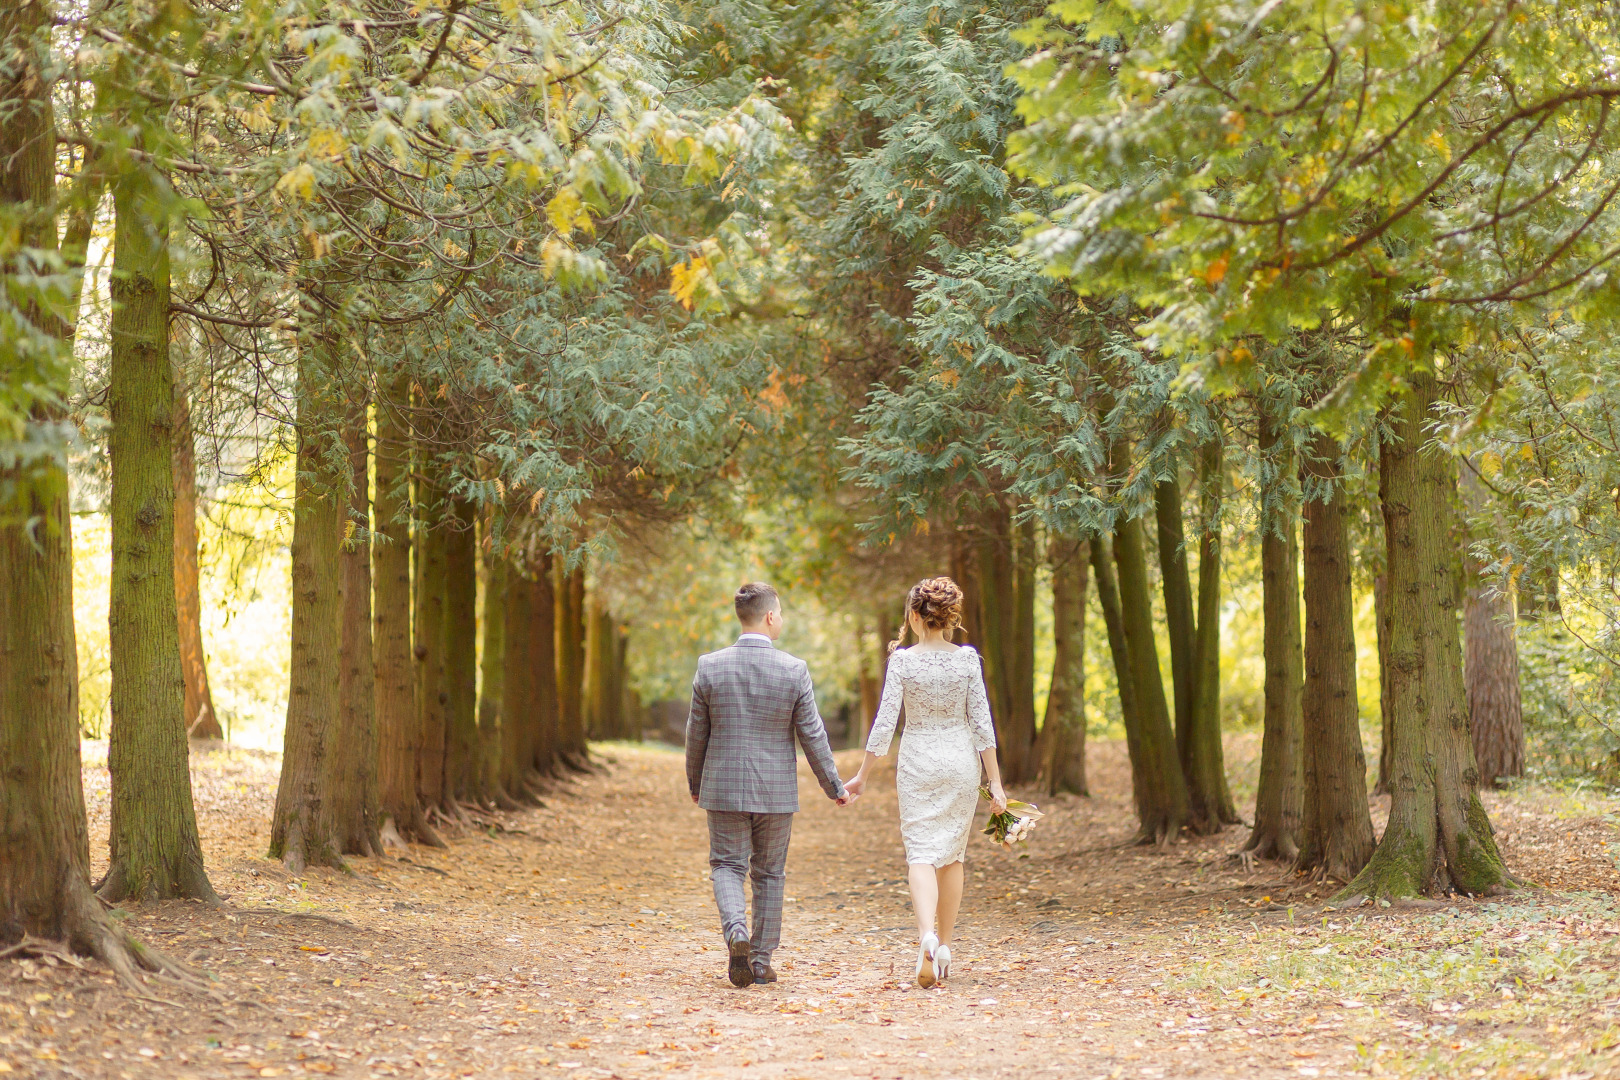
[1008,0,1620,411]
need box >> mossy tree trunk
[1,6,152,978]
[1297,431,1374,882]
[1374,572,1394,795]
[330,401,380,856]
[554,558,587,766]
[269,328,348,874]
[584,595,610,739]
[1039,534,1089,796]
[413,463,449,810]
[973,502,1039,784]
[1245,403,1305,862]
[171,371,220,740]
[442,498,478,803]
[614,623,635,741]
[1009,516,1038,782]
[1113,511,1191,843]
[477,536,506,806]
[1460,469,1524,788]
[1089,532,1141,761]
[530,554,560,774]
[1340,371,1513,901]
[499,559,536,803]
[372,369,438,845]
[1186,438,1238,828]
[1155,477,1196,769]
[101,164,216,903]
[584,597,630,741]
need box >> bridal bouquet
[980,787,1045,851]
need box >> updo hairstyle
[889,576,965,653]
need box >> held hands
[836,772,867,807]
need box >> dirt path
[5,743,1620,1079]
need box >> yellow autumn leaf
[669,257,710,311]
[546,186,593,238]
[307,128,348,161]
[275,163,317,201]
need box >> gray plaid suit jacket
[685,637,846,813]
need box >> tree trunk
[1297,431,1374,881]
[0,7,148,977]
[1040,534,1089,796]
[529,554,560,774]
[171,374,220,740]
[614,623,635,741]
[499,559,535,801]
[1340,370,1512,901]
[1186,437,1238,828]
[855,616,879,750]
[1374,572,1393,795]
[329,404,380,856]
[1155,477,1196,767]
[414,465,449,810]
[972,511,1014,764]
[555,558,587,765]
[1245,404,1304,861]
[269,334,346,874]
[372,369,438,844]
[1460,470,1524,788]
[442,498,479,802]
[584,595,611,739]
[951,536,980,646]
[973,503,1038,783]
[101,165,217,902]
[477,538,506,804]
[1112,513,1191,844]
[1090,532,1142,767]
[1011,516,1038,780]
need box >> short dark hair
[734,582,780,625]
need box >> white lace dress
[865,646,998,868]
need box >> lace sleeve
[965,649,997,751]
[864,650,905,756]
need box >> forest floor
[5,739,1620,1080]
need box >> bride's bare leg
[907,862,939,938]
[935,861,964,944]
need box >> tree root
[1123,818,1180,848]
[0,935,90,968]
[1239,827,1299,864]
[490,787,527,812]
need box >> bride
[842,576,1007,989]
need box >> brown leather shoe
[727,935,754,987]
[751,963,777,984]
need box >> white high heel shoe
[935,942,952,982]
[916,932,939,989]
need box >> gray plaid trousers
[707,810,793,966]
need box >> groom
[686,582,851,987]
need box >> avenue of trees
[4,0,1616,972]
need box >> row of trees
[6,0,1615,986]
[2,0,780,973]
[780,0,1589,902]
